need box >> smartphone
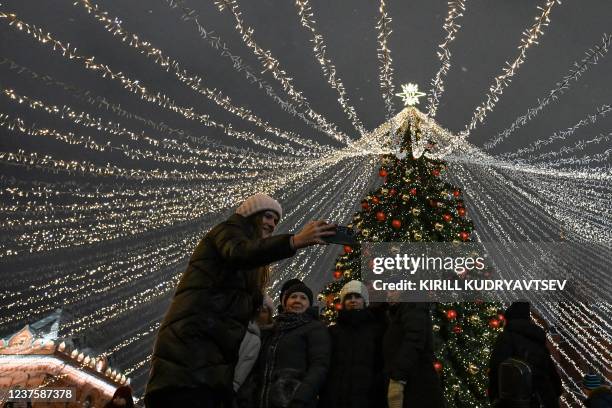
[323,225,358,245]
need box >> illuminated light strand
[541,148,612,169]
[0,11,319,157]
[213,0,352,144]
[461,0,560,137]
[451,164,609,390]
[484,33,612,150]
[163,0,332,140]
[522,131,612,163]
[375,0,396,120]
[498,103,612,159]
[0,57,276,156]
[425,0,467,118]
[294,0,367,136]
[1,88,305,169]
[0,237,193,322]
[99,322,160,359]
[74,0,330,154]
[0,148,369,256]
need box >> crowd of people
[138,193,610,408]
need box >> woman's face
[343,293,365,310]
[285,292,309,313]
[257,306,272,325]
[258,210,279,238]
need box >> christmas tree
[318,108,503,407]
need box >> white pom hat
[340,280,369,306]
[236,193,282,219]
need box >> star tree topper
[396,83,425,106]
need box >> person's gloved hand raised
[291,221,337,249]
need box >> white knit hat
[236,193,282,219]
[340,280,369,306]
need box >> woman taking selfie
[145,194,335,408]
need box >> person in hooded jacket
[383,299,444,408]
[144,194,336,408]
[255,282,331,408]
[487,302,562,408]
[318,280,387,408]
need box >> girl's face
[258,210,279,238]
[285,292,310,313]
[343,293,365,310]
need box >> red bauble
[343,245,353,254]
[334,303,343,311]
[409,188,417,196]
[443,213,452,222]
[333,270,342,279]
[391,219,402,229]
[432,169,441,177]
[498,313,506,322]
[379,169,388,177]
[453,189,461,198]
[457,207,466,217]
[389,188,397,196]
[446,309,458,320]
[433,361,443,373]
[372,196,380,205]
[361,202,370,210]
[489,318,500,329]
[452,325,462,334]
[376,211,386,222]
[459,231,470,241]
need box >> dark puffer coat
[488,318,562,408]
[319,308,387,408]
[145,214,295,398]
[256,307,331,408]
[383,303,445,408]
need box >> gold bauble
[380,188,388,195]
[317,293,326,302]
[468,364,479,375]
[452,384,460,391]
[468,314,481,324]
[343,269,352,278]
[361,229,370,237]
[434,222,444,231]
[401,194,410,202]
[433,324,440,332]
[411,208,421,216]
[413,231,423,241]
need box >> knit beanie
[283,283,313,307]
[504,302,530,320]
[583,373,603,390]
[236,193,282,219]
[340,280,369,306]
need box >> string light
[375,0,396,120]
[213,0,352,144]
[73,0,329,154]
[0,11,323,157]
[461,0,560,137]
[163,0,334,140]
[497,104,612,160]
[426,0,467,119]
[294,0,367,136]
[484,33,611,150]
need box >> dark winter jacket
[319,308,387,408]
[383,303,445,408]
[145,214,295,398]
[255,307,331,408]
[488,318,562,408]
[585,387,612,408]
